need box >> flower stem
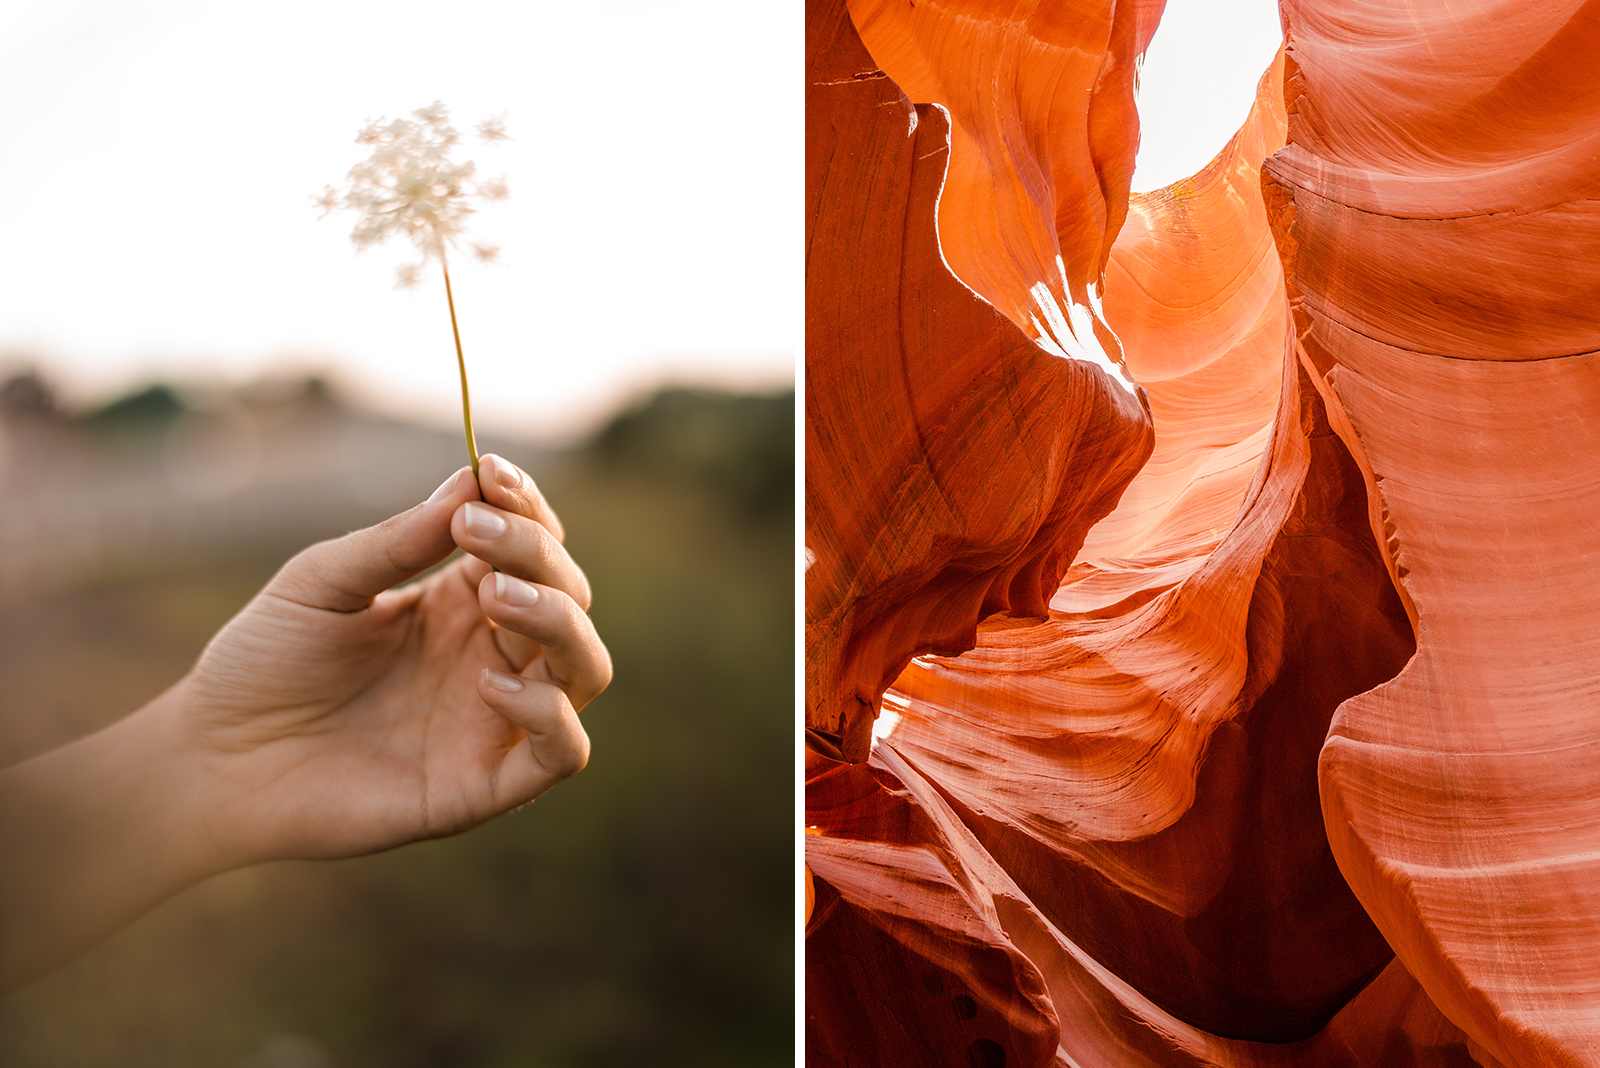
[440,256,481,481]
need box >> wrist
[37,679,245,886]
[118,677,252,880]
[0,677,238,989]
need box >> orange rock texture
[804,0,1152,765]
[805,0,1600,1065]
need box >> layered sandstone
[1267,1,1600,1064]
[806,0,1600,1064]
[803,0,1151,764]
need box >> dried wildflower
[317,101,510,479]
[476,115,510,143]
[317,101,508,283]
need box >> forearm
[0,463,602,992]
[0,683,227,992]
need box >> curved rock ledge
[806,0,1599,1063]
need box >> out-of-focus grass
[0,385,794,1068]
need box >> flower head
[318,102,509,286]
[476,114,510,143]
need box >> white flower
[317,102,509,287]
[476,114,510,143]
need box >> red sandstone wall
[805,0,1600,1064]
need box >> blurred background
[0,377,792,1068]
[0,1,794,1066]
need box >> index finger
[272,466,480,612]
[478,454,564,544]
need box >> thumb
[270,467,480,612]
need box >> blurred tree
[594,388,795,520]
[83,384,186,435]
[0,372,58,421]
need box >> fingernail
[484,454,524,491]
[463,501,507,538]
[495,572,541,607]
[482,668,525,693]
[427,468,467,504]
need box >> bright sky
[1131,0,1285,192]
[2,0,797,444]
[3,0,1280,443]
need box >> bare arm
[0,454,611,991]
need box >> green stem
[441,256,481,481]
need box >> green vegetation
[84,383,187,432]
[595,389,794,521]
[0,387,795,1067]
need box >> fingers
[451,482,592,611]
[478,572,613,710]
[477,670,591,803]
[272,467,481,612]
[478,453,564,543]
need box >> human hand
[0,453,610,990]
[167,453,611,870]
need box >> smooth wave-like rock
[809,745,1482,1067]
[845,0,1162,377]
[807,0,1600,1063]
[1265,2,1600,1063]
[804,0,1150,763]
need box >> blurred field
[0,377,794,1067]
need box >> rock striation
[1268,1,1600,1064]
[805,0,1600,1064]
[804,0,1151,765]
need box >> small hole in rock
[967,1038,1007,1068]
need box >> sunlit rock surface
[845,0,1162,377]
[807,0,1600,1064]
[1266,1,1600,1064]
[803,0,1151,764]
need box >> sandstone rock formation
[804,0,1151,765]
[805,0,1600,1064]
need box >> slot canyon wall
[804,0,1600,1065]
